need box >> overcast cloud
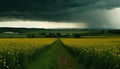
[0,0,120,29]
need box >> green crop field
[0,38,120,69]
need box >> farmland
[0,38,120,69]
[0,38,56,69]
[62,38,120,69]
[0,28,120,38]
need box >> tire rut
[57,39,79,69]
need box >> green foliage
[64,46,120,69]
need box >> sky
[0,0,120,29]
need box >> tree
[73,33,81,38]
[27,34,35,38]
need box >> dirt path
[57,40,79,69]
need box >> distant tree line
[27,32,82,38]
[108,30,120,34]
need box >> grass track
[25,39,80,69]
[25,41,58,69]
[57,40,80,69]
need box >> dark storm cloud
[0,0,120,28]
[0,0,102,21]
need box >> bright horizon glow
[0,21,87,29]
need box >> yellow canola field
[0,38,56,53]
[0,38,56,69]
[62,38,120,55]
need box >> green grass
[0,33,27,38]
[25,41,58,69]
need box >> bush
[73,33,81,38]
